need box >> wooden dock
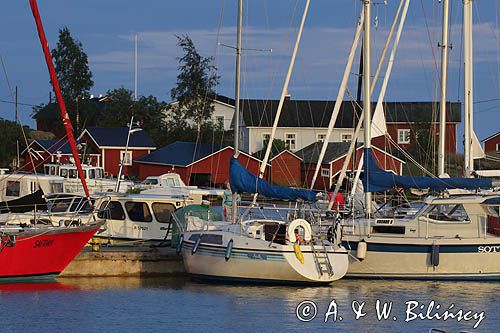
[60,246,185,277]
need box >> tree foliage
[0,119,27,168]
[170,35,220,133]
[51,27,94,101]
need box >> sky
[0,0,499,148]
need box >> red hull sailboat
[0,224,102,280]
[0,0,104,281]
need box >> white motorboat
[0,172,64,201]
[138,173,223,204]
[95,193,194,243]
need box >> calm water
[0,277,498,332]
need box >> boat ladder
[310,241,333,277]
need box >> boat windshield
[422,204,470,222]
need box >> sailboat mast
[438,0,450,176]
[363,0,372,216]
[463,0,473,177]
[134,34,138,101]
[232,0,242,224]
[29,0,90,199]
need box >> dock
[60,246,185,277]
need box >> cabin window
[398,129,411,144]
[341,133,353,142]
[60,169,68,178]
[425,204,470,222]
[88,169,96,179]
[6,181,20,197]
[188,233,222,245]
[70,198,94,213]
[69,169,78,179]
[51,183,64,193]
[321,168,330,177]
[167,179,176,187]
[496,144,500,153]
[51,198,73,213]
[285,133,297,150]
[98,201,126,220]
[152,203,176,223]
[120,151,133,166]
[125,202,152,222]
[317,133,327,142]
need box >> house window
[496,143,500,153]
[285,133,297,150]
[321,168,330,177]
[215,116,224,126]
[262,133,271,144]
[317,133,327,142]
[120,151,133,166]
[341,133,353,142]
[398,129,411,144]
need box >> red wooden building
[482,132,500,156]
[78,127,156,177]
[296,142,403,191]
[135,141,264,186]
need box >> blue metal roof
[135,141,225,167]
[36,139,72,154]
[85,127,156,148]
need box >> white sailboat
[177,0,349,284]
[316,0,500,280]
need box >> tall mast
[258,0,310,179]
[363,0,372,216]
[29,0,90,198]
[134,34,138,101]
[438,0,450,176]
[232,0,242,224]
[463,0,473,177]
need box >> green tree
[170,35,220,135]
[51,27,94,101]
[0,119,26,168]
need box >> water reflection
[0,277,498,332]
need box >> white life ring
[288,219,312,243]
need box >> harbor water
[1,277,498,332]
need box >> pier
[60,246,185,277]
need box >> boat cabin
[44,163,106,181]
[0,174,65,201]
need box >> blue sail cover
[229,157,317,202]
[361,148,492,193]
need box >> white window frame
[321,168,330,177]
[341,133,353,142]
[496,143,500,153]
[284,133,297,150]
[262,133,271,143]
[120,150,133,166]
[397,129,411,144]
[317,133,327,142]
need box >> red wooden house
[252,148,302,187]
[78,127,156,177]
[135,141,264,186]
[482,132,500,156]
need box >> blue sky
[0,0,499,146]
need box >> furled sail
[230,157,317,202]
[0,189,47,213]
[361,148,492,192]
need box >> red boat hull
[0,224,101,280]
